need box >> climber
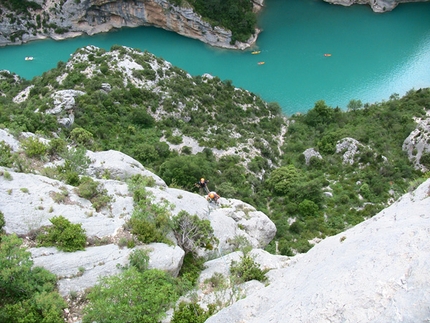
[195,178,210,195]
[206,191,220,204]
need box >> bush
[2,291,66,323]
[298,199,319,217]
[0,211,4,231]
[0,141,12,167]
[37,215,87,252]
[126,176,172,244]
[171,302,216,323]
[70,127,94,148]
[21,136,47,159]
[420,152,430,169]
[0,234,57,308]
[76,177,111,211]
[128,249,149,273]
[47,138,67,157]
[177,253,206,288]
[76,176,98,199]
[230,253,267,284]
[83,268,178,323]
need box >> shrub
[0,234,65,323]
[420,152,430,168]
[69,127,94,148]
[2,290,66,323]
[171,302,216,323]
[0,141,12,167]
[3,170,12,180]
[58,146,90,175]
[298,199,319,217]
[21,136,47,159]
[77,176,98,199]
[230,254,268,284]
[76,177,111,211]
[177,253,206,288]
[47,138,67,157]
[83,268,178,323]
[37,215,86,252]
[128,249,149,273]
[126,176,171,244]
[0,210,5,231]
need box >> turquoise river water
[0,0,429,115]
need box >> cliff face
[323,0,426,13]
[0,0,261,49]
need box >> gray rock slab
[205,179,430,323]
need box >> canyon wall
[0,0,262,49]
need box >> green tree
[266,165,301,195]
[347,99,363,112]
[0,142,13,167]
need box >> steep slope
[205,179,430,322]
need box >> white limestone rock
[335,137,362,164]
[198,249,290,285]
[86,149,167,185]
[144,243,185,277]
[46,90,85,114]
[0,128,20,152]
[205,179,430,323]
[402,110,430,172]
[302,148,322,165]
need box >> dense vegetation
[0,45,429,321]
[1,46,429,255]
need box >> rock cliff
[0,0,261,49]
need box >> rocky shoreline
[0,0,264,49]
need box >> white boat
[25,57,34,61]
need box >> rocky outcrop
[302,148,322,165]
[402,110,430,172]
[335,137,363,164]
[205,178,430,323]
[0,0,260,49]
[323,0,427,13]
[0,130,276,296]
